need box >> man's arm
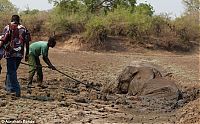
[0,36,3,47]
[24,29,31,61]
[25,40,29,55]
[43,56,56,70]
[23,27,31,61]
[0,27,10,48]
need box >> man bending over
[27,37,56,89]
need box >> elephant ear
[117,66,138,82]
[127,66,161,96]
[102,66,138,94]
[116,66,139,94]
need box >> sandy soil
[0,47,199,124]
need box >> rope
[20,61,48,68]
[54,68,100,91]
[20,61,100,91]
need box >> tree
[0,0,17,12]
[182,0,199,24]
[182,0,200,12]
[133,3,154,16]
[82,0,137,13]
[22,8,40,15]
[0,0,17,29]
[49,0,82,15]
[48,0,137,14]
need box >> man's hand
[48,65,56,70]
[43,56,56,70]
[25,55,29,62]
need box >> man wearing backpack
[0,15,31,97]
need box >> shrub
[85,16,107,49]
[0,0,17,30]
[48,14,71,34]
[104,7,133,36]
[174,14,200,42]
[103,7,153,40]
[21,10,49,36]
[0,13,11,30]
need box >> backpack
[0,23,30,58]
[3,23,27,56]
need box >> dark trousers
[5,57,22,96]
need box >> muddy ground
[0,47,199,124]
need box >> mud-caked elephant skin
[140,78,182,111]
[117,66,162,95]
[127,67,162,95]
[116,66,138,94]
[141,78,180,98]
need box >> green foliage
[49,0,137,14]
[20,10,49,35]
[0,13,11,30]
[48,10,70,33]
[182,0,200,12]
[52,0,81,15]
[174,14,200,41]
[48,0,152,40]
[133,3,154,16]
[132,13,152,31]
[0,0,17,12]
[100,7,153,39]
[105,7,133,25]
[84,16,108,49]
[150,15,169,36]
[47,1,89,34]
[0,0,17,30]
[4,0,196,52]
[85,15,107,39]
[22,9,40,15]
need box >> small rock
[115,98,127,105]
[56,78,62,81]
[87,118,92,123]
[0,100,7,107]
[59,101,70,107]
[98,108,106,112]
[127,104,133,108]
[89,90,98,100]
[75,97,89,103]
[46,93,51,97]
[78,111,85,117]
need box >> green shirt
[29,41,49,57]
